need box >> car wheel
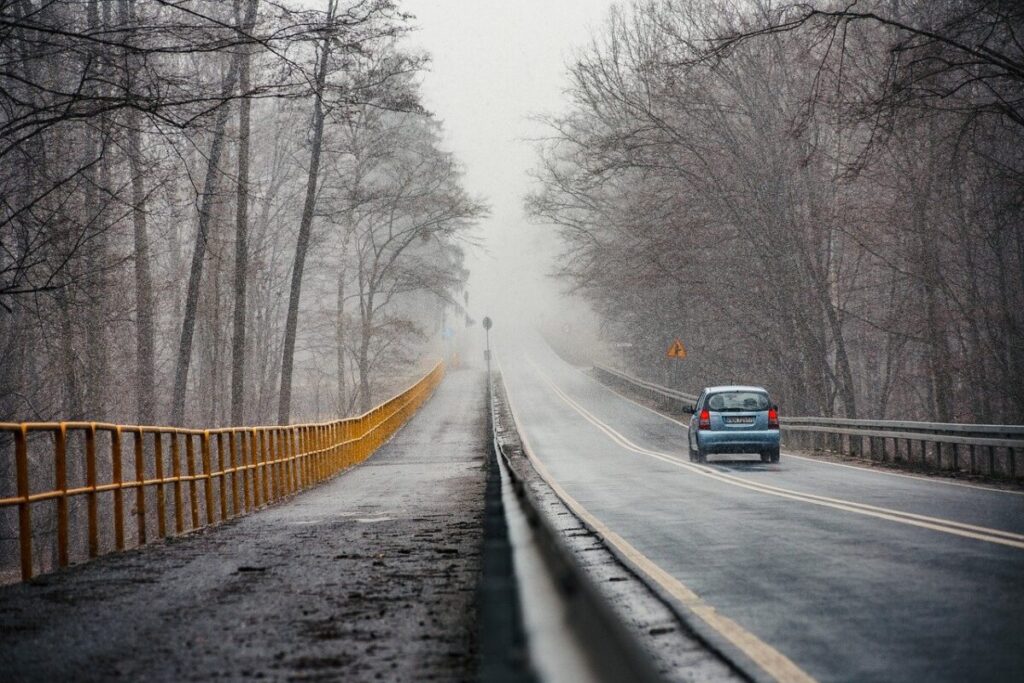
[768,447,780,464]
[696,448,708,464]
[760,451,771,463]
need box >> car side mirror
[682,404,696,415]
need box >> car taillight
[768,408,779,429]
[698,409,711,430]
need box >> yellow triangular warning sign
[667,339,687,359]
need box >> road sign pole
[483,316,493,378]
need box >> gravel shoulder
[0,367,487,682]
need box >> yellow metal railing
[0,363,444,581]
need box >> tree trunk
[277,6,335,424]
[230,0,259,426]
[169,12,251,425]
[336,268,347,415]
[358,333,372,414]
[121,0,155,425]
[84,0,109,420]
[173,58,248,423]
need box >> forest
[529,0,1024,422]
[0,0,485,427]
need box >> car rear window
[706,391,770,412]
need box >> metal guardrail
[593,364,1024,478]
[0,363,444,582]
[593,365,698,404]
[488,371,664,683]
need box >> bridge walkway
[0,368,487,681]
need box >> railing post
[244,430,254,512]
[134,430,147,546]
[315,426,322,481]
[259,430,270,505]
[298,427,305,488]
[154,433,167,538]
[216,432,228,521]
[186,434,199,529]
[229,431,240,517]
[86,423,98,558]
[252,430,262,508]
[201,432,215,525]
[15,425,32,580]
[269,429,279,503]
[55,424,69,568]
[112,427,125,551]
[171,433,184,534]
[289,428,299,493]
[242,430,253,512]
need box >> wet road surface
[498,332,1024,682]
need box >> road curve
[498,333,1024,682]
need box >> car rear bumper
[697,430,780,453]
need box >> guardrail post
[15,425,32,580]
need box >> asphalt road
[0,367,487,682]
[498,332,1024,682]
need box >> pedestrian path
[0,368,487,681]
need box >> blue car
[685,386,780,463]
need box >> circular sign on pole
[482,316,492,331]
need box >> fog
[402,0,613,335]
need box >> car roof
[704,385,769,393]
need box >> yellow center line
[531,360,1024,550]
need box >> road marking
[781,452,1024,496]
[575,365,1024,497]
[502,368,817,683]
[532,360,1024,550]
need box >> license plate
[726,417,754,424]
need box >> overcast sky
[400,1,615,323]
